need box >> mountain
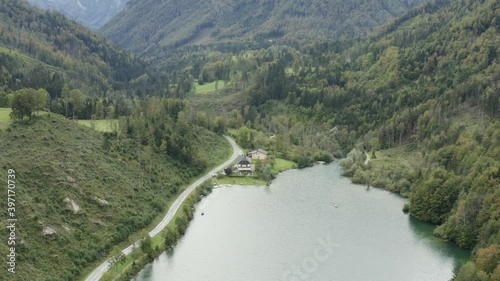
[26,0,128,30]
[99,0,427,57]
[0,0,166,99]
[0,3,235,280]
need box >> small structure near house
[224,167,233,176]
[234,154,255,176]
[248,149,268,160]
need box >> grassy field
[215,176,266,186]
[0,112,120,132]
[193,80,225,94]
[272,158,296,174]
[189,88,246,114]
[0,108,11,130]
[77,119,118,132]
[369,145,420,173]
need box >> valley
[0,0,498,280]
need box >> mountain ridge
[0,0,167,99]
[26,0,128,30]
[100,0,428,58]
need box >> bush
[164,225,179,248]
[297,155,312,168]
[352,169,367,184]
[140,236,153,255]
[175,214,189,235]
[402,203,410,213]
[315,151,334,163]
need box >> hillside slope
[0,0,165,98]
[100,0,427,56]
[26,0,129,30]
[0,114,230,281]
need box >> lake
[133,163,470,281]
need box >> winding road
[85,135,242,281]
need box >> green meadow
[193,80,225,94]
[78,119,119,132]
[0,108,11,130]
[271,158,296,174]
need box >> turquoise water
[134,163,470,281]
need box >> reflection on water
[408,216,470,267]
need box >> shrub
[164,225,179,248]
[402,203,410,213]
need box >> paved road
[85,135,242,281]
[364,152,371,165]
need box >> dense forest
[100,0,427,60]
[163,0,498,279]
[0,0,173,103]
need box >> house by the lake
[234,154,254,175]
[248,149,268,160]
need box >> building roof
[235,154,252,164]
[249,148,268,155]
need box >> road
[85,135,242,281]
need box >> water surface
[134,163,469,281]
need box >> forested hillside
[0,2,233,280]
[0,0,167,101]
[26,0,128,30]
[0,98,231,281]
[100,0,426,58]
[0,0,498,279]
[181,0,499,279]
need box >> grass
[196,133,233,168]
[211,157,295,186]
[189,88,246,114]
[79,185,187,281]
[96,188,182,281]
[99,183,213,281]
[272,158,296,174]
[193,80,225,94]
[81,133,232,281]
[0,114,232,281]
[77,119,118,132]
[0,108,11,130]
[369,144,420,172]
[0,111,119,132]
[215,176,266,186]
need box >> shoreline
[105,157,315,279]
